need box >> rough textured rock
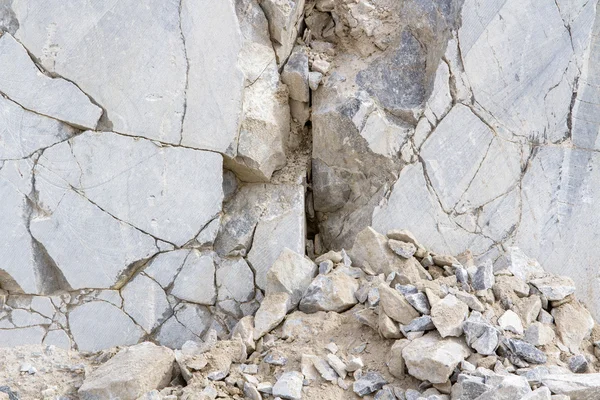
[402,332,471,384]
[69,301,144,352]
[541,374,600,400]
[78,342,174,400]
[430,294,468,338]
[0,33,101,129]
[299,270,359,313]
[266,248,317,307]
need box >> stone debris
[78,342,175,400]
[1,227,600,400]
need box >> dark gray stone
[405,292,431,315]
[353,371,388,397]
[569,354,589,373]
[503,338,547,364]
[463,311,500,355]
[401,315,435,334]
[472,261,495,290]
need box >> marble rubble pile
[5,226,600,400]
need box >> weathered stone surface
[122,274,171,334]
[463,311,500,356]
[353,371,387,397]
[259,0,305,65]
[378,284,419,325]
[541,374,600,400]
[387,339,410,379]
[0,95,77,160]
[155,303,213,349]
[524,322,555,347]
[530,276,576,301]
[31,187,159,291]
[388,240,417,259]
[171,252,216,305]
[0,326,45,347]
[299,270,359,313]
[402,332,471,384]
[254,293,290,340]
[472,261,494,291]
[281,48,309,103]
[0,33,101,129]
[78,342,174,400]
[266,248,317,307]
[476,375,532,400]
[216,183,305,289]
[552,300,595,353]
[217,258,255,304]
[503,338,547,365]
[498,310,524,335]
[34,132,223,247]
[272,371,303,400]
[431,294,468,338]
[69,301,144,352]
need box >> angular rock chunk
[498,310,524,335]
[272,371,303,400]
[502,338,547,364]
[378,284,419,325]
[254,293,291,340]
[524,322,555,346]
[78,342,174,400]
[552,300,595,353]
[266,248,317,308]
[472,261,494,290]
[353,371,387,397]
[530,275,576,301]
[431,294,468,337]
[259,0,306,65]
[281,48,309,103]
[463,311,500,356]
[402,332,471,384]
[69,301,144,352]
[351,227,424,281]
[171,252,216,305]
[0,33,101,129]
[505,247,545,282]
[387,339,410,379]
[477,375,532,399]
[226,0,290,181]
[299,271,359,313]
[541,373,600,400]
[388,240,417,259]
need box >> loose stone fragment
[530,275,576,301]
[254,293,291,340]
[387,339,410,379]
[402,332,471,384]
[503,338,547,364]
[430,294,468,337]
[498,310,524,335]
[472,261,495,290]
[477,374,532,399]
[374,387,396,400]
[552,300,594,353]
[388,240,417,259]
[378,284,420,325]
[568,354,589,373]
[521,386,551,400]
[346,357,364,372]
[78,342,174,400]
[299,270,359,312]
[326,354,347,379]
[401,315,435,334]
[272,371,303,400]
[379,310,402,339]
[451,374,490,400]
[405,292,431,315]
[453,291,485,312]
[463,311,500,356]
[506,248,545,282]
[353,371,387,397]
[541,373,600,399]
[312,356,338,382]
[523,322,555,346]
[266,248,317,308]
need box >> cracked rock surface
[2,0,600,391]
